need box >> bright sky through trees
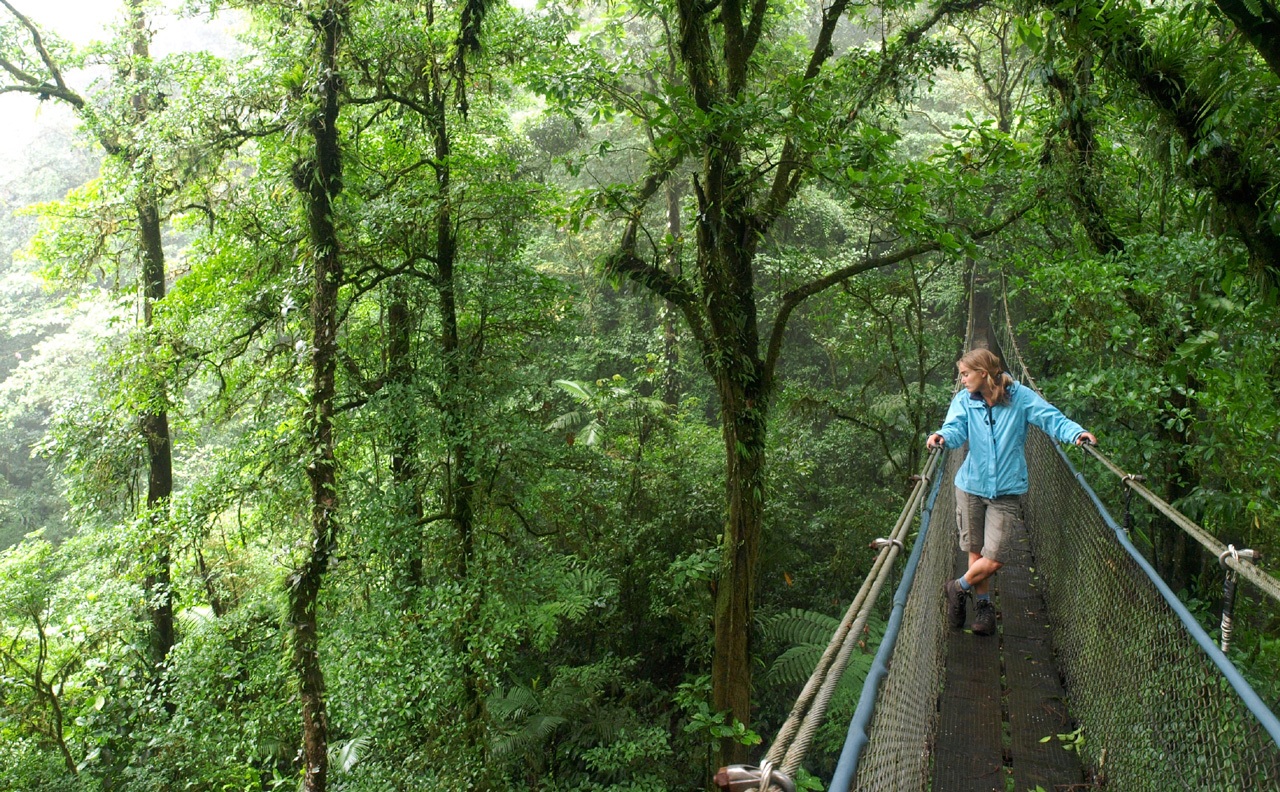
[1,1,236,151]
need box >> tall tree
[285,2,346,790]
[343,1,524,775]
[550,0,1022,766]
[126,0,176,680]
[0,0,175,676]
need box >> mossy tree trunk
[288,4,346,791]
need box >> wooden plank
[1001,520,1084,792]
[932,520,1084,792]
[933,556,1005,792]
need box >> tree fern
[489,684,568,759]
[764,607,841,650]
[328,733,371,775]
[764,608,886,690]
[488,683,539,721]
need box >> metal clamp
[1219,545,1260,568]
[713,763,796,792]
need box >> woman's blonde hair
[958,348,1014,405]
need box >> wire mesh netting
[851,450,960,790]
[851,432,1280,791]
[1022,429,1280,790]
[994,279,1280,788]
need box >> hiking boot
[943,579,969,629]
[971,599,997,636]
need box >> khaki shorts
[955,488,1020,564]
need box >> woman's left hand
[1075,431,1098,446]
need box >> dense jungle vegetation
[1,0,1278,788]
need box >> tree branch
[742,0,770,62]
[600,152,700,311]
[0,0,73,96]
[0,53,41,87]
[764,201,1033,377]
[337,256,437,329]
[603,230,697,308]
[501,500,559,538]
[758,0,990,230]
[1212,0,1280,80]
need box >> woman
[926,348,1097,636]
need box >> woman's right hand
[927,433,945,451]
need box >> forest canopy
[0,0,1278,789]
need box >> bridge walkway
[933,516,1083,792]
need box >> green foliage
[1038,725,1084,754]
[0,0,1277,787]
[674,675,762,748]
[547,376,666,448]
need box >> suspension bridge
[720,276,1280,792]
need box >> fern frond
[764,608,841,648]
[491,713,567,757]
[553,379,595,401]
[767,644,825,687]
[488,684,539,721]
[547,410,589,432]
[329,733,371,775]
[579,421,603,446]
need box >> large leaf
[553,378,596,402]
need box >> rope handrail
[1079,443,1280,603]
[993,271,1280,608]
[748,449,943,788]
[828,447,948,792]
[728,265,985,790]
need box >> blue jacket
[935,381,1085,498]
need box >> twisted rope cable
[760,450,943,781]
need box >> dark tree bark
[128,0,176,679]
[1045,55,1126,258]
[387,281,425,594]
[139,197,175,674]
[661,180,682,407]
[1,0,177,675]
[287,4,346,791]
[348,1,491,776]
[1211,0,1280,80]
